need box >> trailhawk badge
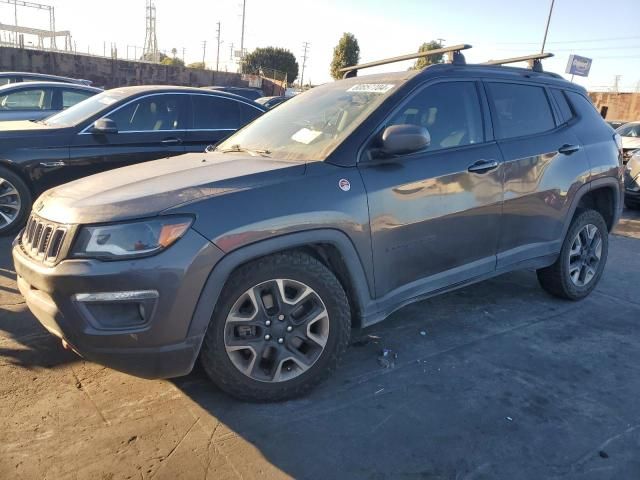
[338,179,351,192]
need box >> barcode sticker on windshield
[347,84,394,94]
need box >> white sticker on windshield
[98,97,118,105]
[347,83,394,94]
[291,127,323,145]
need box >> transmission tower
[143,0,159,62]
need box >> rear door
[185,94,264,152]
[485,81,591,269]
[359,80,504,298]
[60,93,188,190]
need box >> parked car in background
[606,120,626,130]
[0,85,266,234]
[256,96,289,109]
[616,121,640,163]
[0,71,92,86]
[202,86,263,101]
[12,54,623,402]
[0,82,102,122]
[624,150,640,209]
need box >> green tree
[411,41,444,70]
[160,56,185,67]
[243,47,299,83]
[187,61,206,69]
[330,32,360,80]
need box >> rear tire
[0,166,31,236]
[536,209,608,300]
[200,251,351,402]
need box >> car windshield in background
[44,90,129,127]
[617,123,640,137]
[216,80,400,161]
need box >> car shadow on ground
[172,252,640,479]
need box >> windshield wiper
[218,144,271,157]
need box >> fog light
[73,290,159,331]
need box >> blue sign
[566,54,592,77]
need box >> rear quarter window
[487,82,556,139]
[550,89,574,123]
[565,91,603,122]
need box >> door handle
[558,144,580,155]
[467,159,499,174]
[39,161,66,168]
[161,137,182,145]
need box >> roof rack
[482,53,554,73]
[339,44,472,79]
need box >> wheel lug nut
[278,314,285,321]
[265,320,271,326]
[278,337,284,344]
[264,334,271,341]
[286,326,293,332]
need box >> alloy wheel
[224,278,330,383]
[568,223,602,287]
[0,177,21,230]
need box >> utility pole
[239,0,247,72]
[182,47,186,63]
[229,42,234,61]
[613,75,621,93]
[541,0,555,53]
[216,22,221,72]
[300,41,310,89]
[201,40,207,67]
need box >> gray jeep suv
[13,48,623,401]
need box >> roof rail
[482,52,554,73]
[340,44,472,79]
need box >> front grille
[21,214,68,263]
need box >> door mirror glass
[91,118,118,134]
[381,124,430,155]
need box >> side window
[387,82,484,152]
[106,95,187,132]
[62,90,94,109]
[239,103,263,124]
[0,88,53,110]
[487,83,555,139]
[550,89,574,123]
[565,91,604,123]
[192,95,241,130]
[0,78,10,86]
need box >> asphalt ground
[1,209,639,480]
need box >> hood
[36,152,306,224]
[0,120,56,133]
[621,136,640,150]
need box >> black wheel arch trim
[186,229,375,339]
[562,177,622,239]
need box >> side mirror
[91,118,118,134]
[381,124,430,156]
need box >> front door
[58,93,189,191]
[359,80,504,299]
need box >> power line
[494,35,640,45]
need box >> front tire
[200,251,351,402]
[537,209,608,300]
[0,166,31,236]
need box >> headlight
[71,216,193,260]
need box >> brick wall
[0,46,248,90]
[589,91,640,122]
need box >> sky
[1,0,639,91]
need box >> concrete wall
[589,92,640,122]
[0,46,248,90]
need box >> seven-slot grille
[21,214,68,263]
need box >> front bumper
[13,228,224,378]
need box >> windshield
[44,90,128,127]
[617,123,640,137]
[216,80,401,161]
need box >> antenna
[143,0,159,62]
[483,52,554,72]
[339,44,472,78]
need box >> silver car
[0,82,102,122]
